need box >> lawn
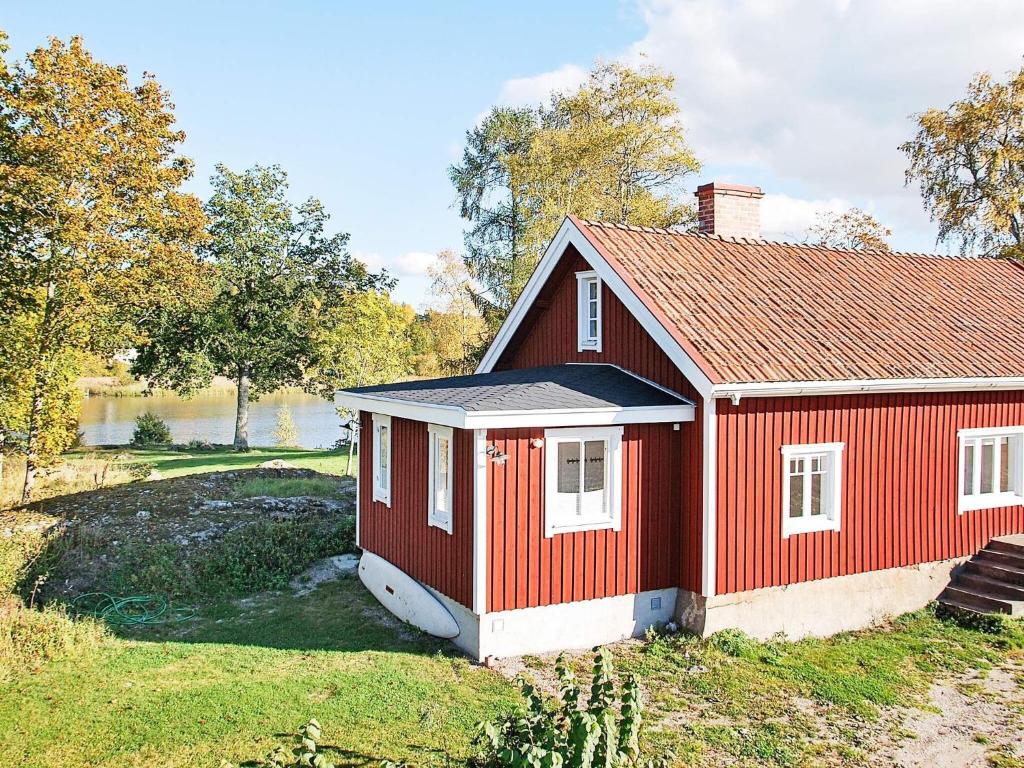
[0,579,515,767]
[71,445,358,479]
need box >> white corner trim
[475,217,715,399]
[427,423,454,534]
[575,270,602,353]
[543,425,624,538]
[701,397,717,597]
[355,422,361,547]
[371,413,391,507]
[715,376,1024,401]
[336,391,694,429]
[472,429,488,616]
[780,442,844,538]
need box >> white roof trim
[476,218,715,399]
[335,391,695,429]
[714,376,1024,402]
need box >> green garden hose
[71,592,195,625]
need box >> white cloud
[496,63,588,107]
[760,194,850,241]
[485,0,1024,248]
[626,0,1023,200]
[353,249,437,278]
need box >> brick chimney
[695,182,764,239]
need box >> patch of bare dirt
[877,660,1024,768]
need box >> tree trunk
[233,363,251,451]
[21,367,48,504]
[346,425,356,475]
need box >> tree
[134,164,383,450]
[809,208,892,251]
[0,33,208,501]
[311,290,415,392]
[273,405,299,448]
[529,61,700,240]
[450,61,700,340]
[901,66,1023,259]
[423,249,485,375]
[450,106,540,333]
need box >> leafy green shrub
[934,601,1022,638]
[185,438,215,451]
[195,518,355,596]
[100,515,356,600]
[708,628,761,659]
[0,595,106,682]
[474,647,671,768]
[223,719,335,768]
[131,412,172,445]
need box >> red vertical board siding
[358,411,474,607]
[715,392,1024,594]
[495,245,705,595]
[487,423,680,612]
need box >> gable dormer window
[576,271,602,352]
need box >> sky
[6,1,1023,306]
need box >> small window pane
[557,442,581,494]
[999,437,1009,493]
[583,440,605,492]
[436,437,450,511]
[981,439,994,493]
[588,318,598,338]
[810,472,823,516]
[789,475,804,518]
[588,280,598,300]
[963,442,975,495]
[379,425,389,488]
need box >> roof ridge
[576,217,991,262]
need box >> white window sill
[373,489,391,507]
[428,515,453,534]
[782,516,840,538]
[959,492,1024,514]
[577,342,602,353]
[544,518,619,538]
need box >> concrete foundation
[378,555,967,660]
[478,588,678,660]
[678,557,967,640]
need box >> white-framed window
[372,413,391,506]
[576,271,602,352]
[544,426,622,537]
[428,423,454,534]
[781,442,843,537]
[958,426,1024,513]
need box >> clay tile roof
[574,218,1024,385]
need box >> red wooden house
[337,182,1024,660]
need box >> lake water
[79,389,346,449]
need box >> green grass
[66,445,358,479]
[0,579,514,767]
[229,475,346,499]
[612,611,1024,766]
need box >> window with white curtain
[428,424,454,533]
[544,426,622,536]
[781,442,843,537]
[958,427,1024,513]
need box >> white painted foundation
[678,557,968,640]
[371,554,967,660]
[479,588,678,660]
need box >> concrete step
[976,548,1024,570]
[989,535,1024,557]
[965,559,1024,587]
[955,572,1024,601]
[939,586,1018,615]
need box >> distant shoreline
[76,375,237,398]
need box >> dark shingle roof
[345,364,689,411]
